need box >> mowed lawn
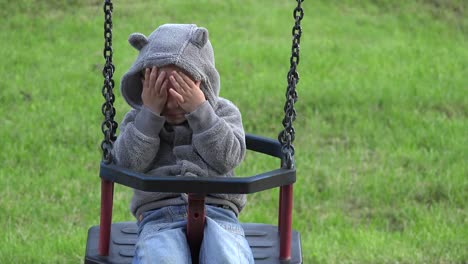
[0,1,466,263]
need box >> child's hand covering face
[141,66,168,115]
[168,71,204,113]
[141,66,205,124]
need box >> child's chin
[166,117,186,125]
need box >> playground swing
[84,0,304,263]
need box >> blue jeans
[132,205,254,264]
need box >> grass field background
[0,0,467,263]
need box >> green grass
[1,0,467,263]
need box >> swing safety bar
[100,134,294,194]
[100,164,295,194]
[99,134,296,194]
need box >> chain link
[101,0,118,164]
[278,0,303,169]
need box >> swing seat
[84,134,302,263]
[85,222,302,263]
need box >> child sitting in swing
[113,24,254,264]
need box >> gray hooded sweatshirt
[113,24,246,218]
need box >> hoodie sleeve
[186,99,246,175]
[112,106,166,172]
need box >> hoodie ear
[190,27,209,48]
[128,33,149,50]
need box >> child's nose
[165,92,178,110]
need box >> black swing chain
[101,0,118,164]
[279,0,303,169]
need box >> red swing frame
[98,181,294,261]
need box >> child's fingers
[154,71,166,94]
[160,79,168,97]
[169,88,184,103]
[169,75,185,95]
[144,68,151,80]
[149,66,158,89]
[172,72,191,92]
[143,68,150,90]
[179,72,198,89]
